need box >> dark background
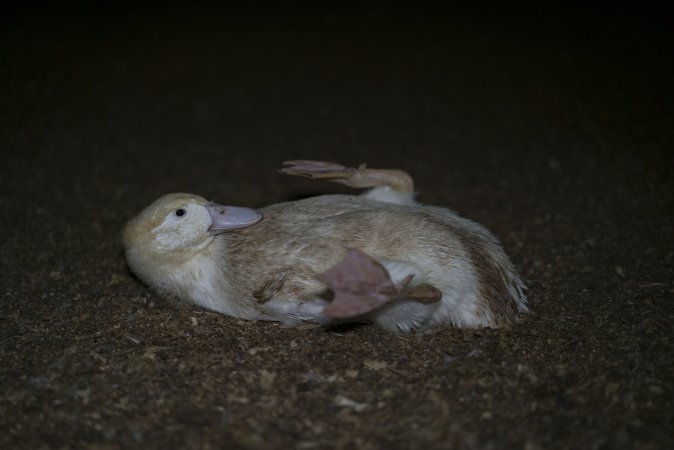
[1,2,672,448]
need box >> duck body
[123,161,527,333]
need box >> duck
[122,160,527,332]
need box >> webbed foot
[317,248,441,319]
[280,160,414,194]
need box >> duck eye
[175,208,186,217]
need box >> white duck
[123,161,527,332]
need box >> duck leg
[280,160,414,195]
[317,248,441,319]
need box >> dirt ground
[1,3,672,449]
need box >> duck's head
[122,193,263,282]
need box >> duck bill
[206,203,263,234]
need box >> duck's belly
[227,194,473,301]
